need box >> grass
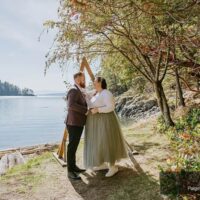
[1,152,52,179]
[0,152,53,193]
[106,174,162,200]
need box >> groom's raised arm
[67,89,87,115]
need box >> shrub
[157,107,200,172]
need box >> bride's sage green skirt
[84,111,128,168]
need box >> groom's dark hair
[74,71,84,79]
[96,77,107,89]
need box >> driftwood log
[0,143,59,159]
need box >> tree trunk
[154,81,175,126]
[175,68,185,107]
[196,77,200,91]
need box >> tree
[100,53,141,95]
[22,88,34,96]
[0,81,35,96]
[44,0,200,126]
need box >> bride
[84,76,128,177]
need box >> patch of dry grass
[0,152,54,196]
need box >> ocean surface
[0,96,66,150]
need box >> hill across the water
[0,80,35,96]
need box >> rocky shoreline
[115,94,160,121]
[115,89,200,122]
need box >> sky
[0,0,87,94]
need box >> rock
[143,100,157,111]
[0,154,9,175]
[0,151,25,175]
[8,153,16,169]
[115,94,159,121]
[115,97,127,112]
[15,151,25,164]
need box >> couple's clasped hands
[85,107,99,115]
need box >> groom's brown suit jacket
[65,85,88,127]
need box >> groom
[65,72,88,180]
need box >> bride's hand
[85,110,90,116]
[91,108,98,114]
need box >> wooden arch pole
[80,57,95,81]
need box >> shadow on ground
[70,166,163,200]
[133,142,160,154]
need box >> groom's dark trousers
[65,85,87,172]
[66,125,83,171]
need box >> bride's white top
[89,89,115,113]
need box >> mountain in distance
[0,80,35,96]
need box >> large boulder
[0,154,9,175]
[115,94,159,121]
[0,151,25,175]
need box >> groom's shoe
[73,166,86,173]
[68,171,81,180]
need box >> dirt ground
[0,117,171,200]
